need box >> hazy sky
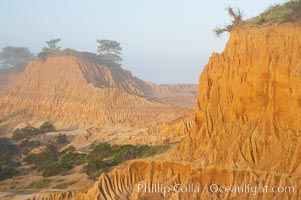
[0,0,287,84]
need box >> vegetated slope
[57,24,301,200]
[0,56,190,126]
[246,0,301,25]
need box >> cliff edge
[65,24,301,200]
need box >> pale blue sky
[0,0,287,83]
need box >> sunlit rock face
[187,24,301,175]
[0,56,190,127]
[29,24,301,200]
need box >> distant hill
[0,56,196,126]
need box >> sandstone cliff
[184,24,301,175]
[0,57,190,126]
[75,59,150,98]
[65,24,301,200]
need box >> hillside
[246,0,301,25]
[56,23,301,200]
[0,55,197,199]
[4,2,301,199]
[0,56,195,127]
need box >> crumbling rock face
[55,161,299,200]
[67,24,301,199]
[76,60,150,98]
[182,24,301,175]
[0,57,189,126]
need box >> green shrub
[53,180,76,189]
[23,141,169,178]
[0,137,19,161]
[61,145,76,154]
[110,144,170,163]
[29,179,51,189]
[42,162,71,177]
[53,133,67,145]
[0,138,19,180]
[24,145,88,177]
[12,127,40,141]
[24,145,58,171]
[246,0,301,25]
[41,151,87,177]
[138,145,170,158]
[83,143,169,178]
[20,140,41,155]
[111,144,139,163]
[62,48,79,56]
[37,51,47,61]
[83,159,112,177]
[61,152,87,166]
[12,122,55,141]
[89,142,113,159]
[0,159,18,181]
[39,122,55,133]
[20,140,41,148]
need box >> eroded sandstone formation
[65,24,301,200]
[0,57,190,127]
[183,24,301,174]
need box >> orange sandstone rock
[67,24,301,200]
[0,56,190,127]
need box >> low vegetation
[0,159,18,181]
[19,140,41,155]
[23,142,169,179]
[41,162,72,177]
[52,133,68,145]
[41,151,87,177]
[53,180,76,189]
[0,137,19,160]
[24,145,59,172]
[39,122,55,133]
[29,179,52,189]
[83,143,169,178]
[60,152,87,166]
[214,1,301,36]
[12,122,55,141]
[246,0,301,25]
[0,138,19,180]
[24,145,87,177]
[0,126,169,183]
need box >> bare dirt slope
[60,24,301,200]
[0,55,197,199]
[0,56,195,128]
